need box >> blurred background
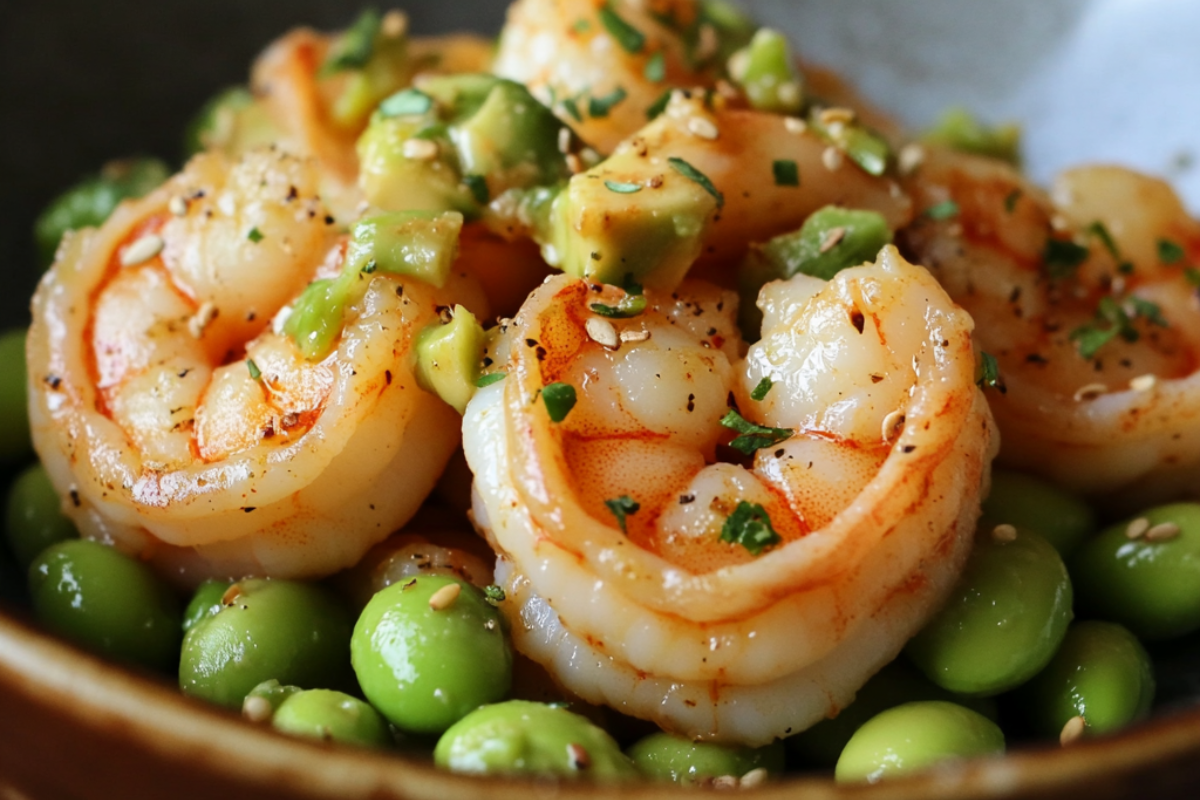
[2,0,1198,327]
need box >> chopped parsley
[1003,189,1022,213]
[475,372,507,388]
[924,200,960,221]
[976,352,1006,393]
[1043,237,1090,280]
[598,2,646,54]
[773,159,800,187]
[1087,220,1134,274]
[1186,267,1200,287]
[463,174,490,205]
[246,359,262,381]
[604,180,643,194]
[646,89,672,120]
[589,293,648,318]
[561,96,584,123]
[320,8,381,75]
[542,382,577,422]
[668,157,724,209]
[588,86,628,118]
[247,227,264,243]
[720,501,782,556]
[1070,295,1167,359]
[379,88,433,118]
[750,377,774,401]
[644,51,666,82]
[483,585,506,606]
[720,409,792,454]
[1158,237,1186,265]
[361,260,378,274]
[604,495,640,533]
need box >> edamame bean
[788,658,998,767]
[28,539,181,671]
[0,329,32,464]
[1020,621,1154,740]
[835,701,1004,783]
[1072,503,1200,641]
[628,732,784,785]
[180,578,355,709]
[181,579,231,633]
[980,470,1095,557]
[271,689,393,749]
[5,463,76,569]
[351,575,511,735]
[434,700,638,780]
[907,528,1073,695]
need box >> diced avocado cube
[284,277,355,362]
[344,211,464,288]
[415,305,486,414]
[453,80,572,191]
[730,29,805,115]
[184,86,281,158]
[922,107,1022,166]
[418,74,505,124]
[357,115,471,212]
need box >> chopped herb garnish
[604,495,640,533]
[1070,295,1166,359]
[588,86,628,118]
[320,8,381,75]
[379,88,434,118]
[561,96,583,123]
[475,372,507,388]
[925,200,960,221]
[246,359,262,381]
[668,157,724,209]
[644,51,666,82]
[483,584,506,606]
[1070,325,1119,360]
[720,501,782,556]
[604,180,643,194]
[1004,189,1022,213]
[1158,238,1186,264]
[773,160,800,187]
[646,89,672,120]
[361,259,378,274]
[590,294,648,318]
[1186,267,1200,287]
[750,377,774,401]
[542,382,577,422]
[720,409,793,454]
[1129,296,1168,328]
[621,273,644,296]
[464,174,490,205]
[976,352,1005,393]
[1043,237,1090,280]
[598,2,645,54]
[247,227,264,243]
[1087,221,1119,259]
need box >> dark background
[0,1,507,328]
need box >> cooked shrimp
[28,149,468,584]
[900,148,1200,509]
[463,247,996,743]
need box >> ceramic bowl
[1,1,1199,797]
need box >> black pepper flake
[679,494,696,504]
[850,310,865,333]
[385,370,393,385]
[69,489,81,507]
[243,507,257,513]
[535,346,548,361]
[525,338,540,348]
[686,393,695,412]
[1026,353,1049,365]
[44,374,62,389]
[902,445,917,454]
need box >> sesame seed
[819,107,856,126]
[1060,715,1086,746]
[899,143,926,176]
[428,582,462,610]
[120,234,164,267]
[687,116,719,140]
[221,584,243,605]
[581,147,600,163]
[557,127,572,154]
[585,317,620,349]
[819,226,846,253]
[1126,518,1151,540]
[566,154,585,174]
[1111,275,1127,294]
[168,196,188,217]
[711,775,738,790]
[188,301,219,339]
[382,9,408,38]
[1130,374,1158,392]
[992,523,1018,543]
[1073,383,1108,402]
[727,50,750,82]
[777,82,801,108]
[1051,214,1071,232]
[242,695,274,723]
[620,329,651,344]
[1145,522,1182,542]
[739,768,768,788]
[695,24,718,62]
[827,121,847,139]
[821,146,844,172]
[881,409,905,442]
[715,79,739,100]
[567,743,591,770]
[403,138,439,161]
[784,117,808,135]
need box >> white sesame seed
[776,82,801,108]
[727,50,750,82]
[739,768,768,788]
[711,775,738,791]
[1145,522,1182,542]
[620,329,651,344]
[992,523,1018,543]
[881,409,905,442]
[557,126,573,154]
[585,317,619,349]
[381,9,408,38]
[715,79,740,100]
[120,234,164,267]
[187,301,219,339]
[827,121,847,139]
[822,146,844,172]
[1126,517,1151,540]
[819,107,856,126]
[1060,715,1086,746]
[221,583,243,605]
[1130,374,1158,392]
[1051,214,1071,232]
[819,226,846,254]
[1073,383,1108,402]
[899,143,926,176]
[696,24,718,62]
[687,116,720,140]
[242,695,274,723]
[784,117,808,135]
[566,154,584,174]
[581,147,600,163]
[168,196,188,217]
[403,138,439,161]
[1111,275,1127,294]
[567,743,591,770]
[428,583,461,610]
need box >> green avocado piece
[922,107,1022,166]
[731,28,804,115]
[183,86,280,158]
[415,305,486,414]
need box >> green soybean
[5,463,76,569]
[835,701,1004,783]
[179,578,354,709]
[181,579,231,633]
[28,539,181,671]
[435,700,638,780]
[980,470,1095,557]
[907,529,1073,695]
[788,658,998,767]
[352,575,511,735]
[271,689,393,749]
[1019,621,1154,739]
[628,732,784,785]
[0,329,32,464]
[1071,503,1200,640]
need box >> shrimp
[900,148,1200,509]
[27,149,471,585]
[463,246,996,744]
